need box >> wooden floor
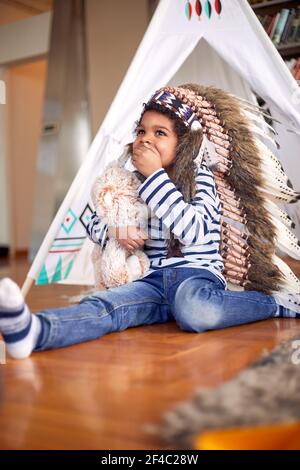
[1,257,300,450]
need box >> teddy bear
[90,154,150,289]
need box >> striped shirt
[86,164,226,287]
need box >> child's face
[133,111,178,171]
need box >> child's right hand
[108,226,148,252]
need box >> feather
[259,160,289,184]
[173,83,300,295]
[242,108,277,136]
[259,183,300,204]
[255,139,285,171]
[229,93,300,136]
[272,255,300,294]
[261,172,292,190]
[263,200,295,230]
[270,215,300,260]
[247,123,279,149]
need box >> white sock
[0,278,41,359]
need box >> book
[273,9,290,46]
[266,14,278,37]
[281,9,296,44]
[287,6,300,43]
[270,12,281,40]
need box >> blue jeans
[35,267,278,351]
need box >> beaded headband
[147,89,202,130]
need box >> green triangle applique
[52,256,62,283]
[64,258,74,280]
[36,264,49,285]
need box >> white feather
[271,216,300,260]
[261,171,290,189]
[259,187,298,204]
[259,180,299,203]
[242,109,277,136]
[260,160,289,184]
[255,139,284,169]
[247,123,279,149]
[232,96,298,132]
[272,255,300,294]
[263,200,294,230]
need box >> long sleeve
[137,165,220,246]
[86,211,108,248]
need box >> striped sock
[0,278,42,359]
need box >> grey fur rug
[147,336,300,449]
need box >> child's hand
[132,143,162,178]
[108,226,148,252]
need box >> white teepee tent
[22,0,300,296]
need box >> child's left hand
[132,143,162,178]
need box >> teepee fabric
[24,0,300,290]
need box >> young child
[0,87,299,360]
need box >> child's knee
[174,279,223,332]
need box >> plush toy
[90,155,150,289]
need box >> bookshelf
[249,0,300,75]
[251,1,300,15]
[277,43,300,59]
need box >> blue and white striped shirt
[87,164,225,286]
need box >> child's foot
[272,291,300,318]
[0,278,41,359]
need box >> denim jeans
[35,267,278,351]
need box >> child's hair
[135,101,203,256]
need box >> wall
[85,0,149,137]
[0,11,51,251]
[0,12,51,65]
[0,0,150,252]
[6,60,47,252]
[0,3,33,27]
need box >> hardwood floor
[1,257,300,450]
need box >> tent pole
[21,276,35,299]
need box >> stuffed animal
[90,156,150,289]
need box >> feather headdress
[149,84,300,295]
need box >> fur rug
[147,336,300,449]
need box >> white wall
[0,12,51,65]
[0,12,51,250]
[6,61,47,252]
